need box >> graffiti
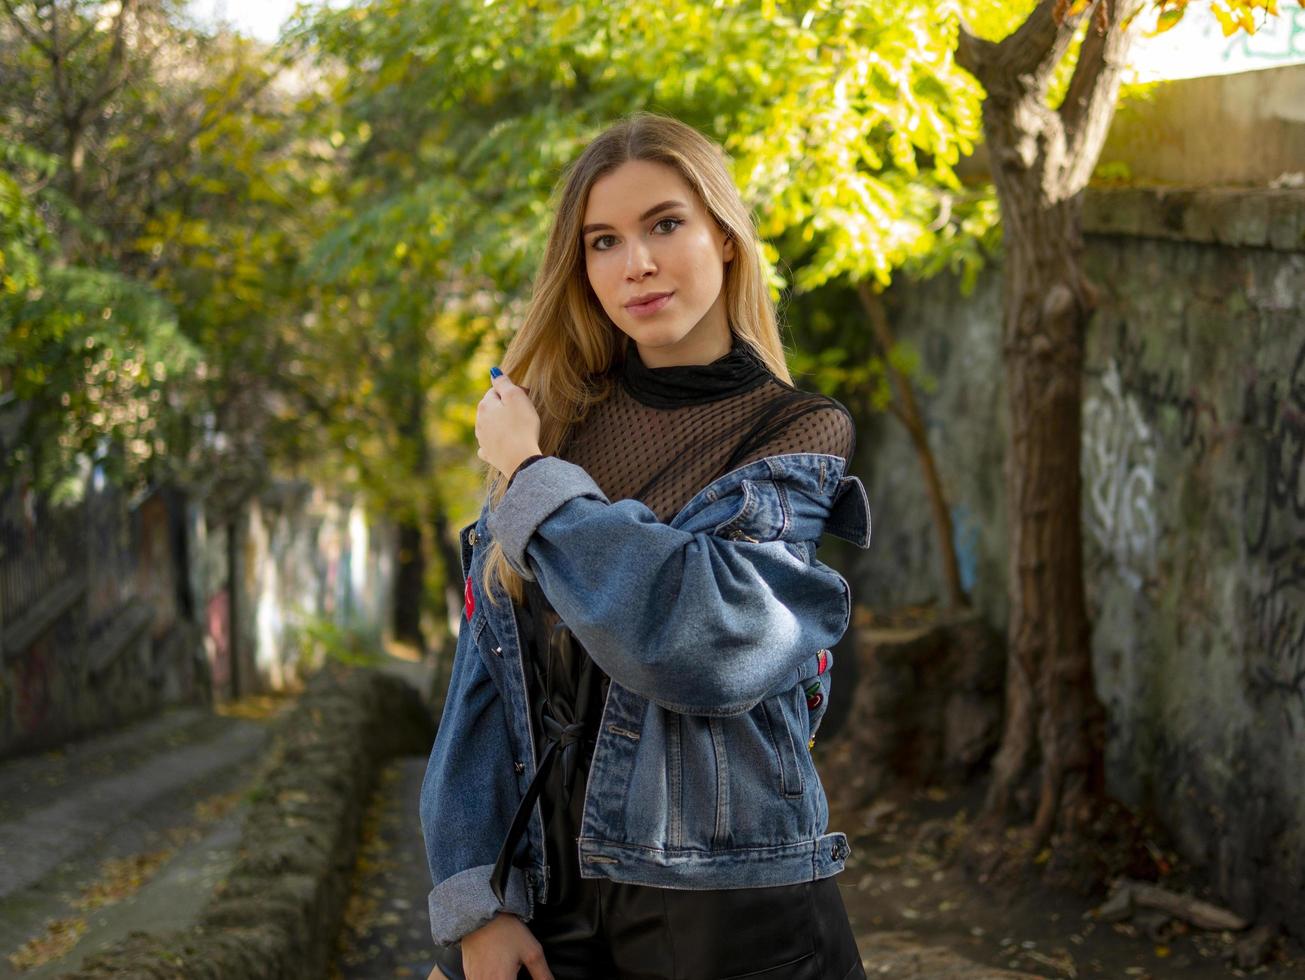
[1242,340,1305,723]
[950,503,980,596]
[1084,360,1159,590]
[1221,7,1305,66]
[206,588,231,696]
[1112,323,1219,461]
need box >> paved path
[332,755,438,980]
[0,706,277,979]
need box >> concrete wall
[855,185,1305,931]
[0,480,207,757]
[1102,63,1305,187]
[0,476,395,758]
[958,64,1305,189]
[189,482,396,699]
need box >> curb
[59,664,436,979]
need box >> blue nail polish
[490,366,503,380]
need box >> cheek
[583,257,609,300]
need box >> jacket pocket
[760,694,804,799]
[712,478,789,544]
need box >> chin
[622,321,693,348]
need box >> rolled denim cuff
[428,863,531,947]
[506,453,547,490]
[487,456,608,582]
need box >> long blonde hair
[480,111,793,605]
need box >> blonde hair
[479,111,792,605]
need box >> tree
[292,0,1011,638]
[953,0,1283,855]
[0,0,317,502]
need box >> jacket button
[514,761,525,774]
[469,528,480,546]
[493,645,503,657]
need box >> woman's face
[582,159,735,368]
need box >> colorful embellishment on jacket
[464,574,475,620]
[817,649,829,675]
[804,679,824,712]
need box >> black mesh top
[496,331,855,910]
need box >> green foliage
[287,612,385,669]
[0,135,201,491]
[289,0,1004,448]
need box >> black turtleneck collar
[619,332,772,408]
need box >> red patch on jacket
[817,649,829,675]
[464,574,475,620]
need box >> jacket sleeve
[419,617,532,946]
[485,456,851,717]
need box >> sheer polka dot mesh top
[558,332,856,522]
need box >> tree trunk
[393,519,426,650]
[985,195,1104,843]
[956,0,1141,847]
[427,490,464,715]
[392,391,429,653]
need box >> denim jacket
[419,451,871,946]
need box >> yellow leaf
[1212,3,1240,35]
[1149,8,1184,35]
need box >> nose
[624,239,656,281]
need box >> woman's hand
[457,911,555,980]
[475,369,543,479]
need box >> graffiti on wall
[1085,324,1225,590]
[1221,6,1305,67]
[1084,360,1160,590]
[206,588,231,697]
[1242,339,1305,727]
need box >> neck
[632,311,732,368]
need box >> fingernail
[489,366,503,379]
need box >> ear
[723,234,735,263]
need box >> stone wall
[0,476,396,759]
[853,185,1305,931]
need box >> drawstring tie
[490,621,596,905]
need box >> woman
[420,112,872,980]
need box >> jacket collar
[666,452,871,548]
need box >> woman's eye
[589,218,681,252]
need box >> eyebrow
[581,200,687,236]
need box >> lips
[625,291,673,316]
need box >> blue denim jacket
[419,451,871,946]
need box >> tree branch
[955,24,1000,89]
[957,1,1089,100]
[1058,0,1145,190]
[0,0,53,56]
[73,0,134,127]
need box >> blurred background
[1,1,1303,977]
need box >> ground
[830,784,1305,979]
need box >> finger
[521,949,554,980]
